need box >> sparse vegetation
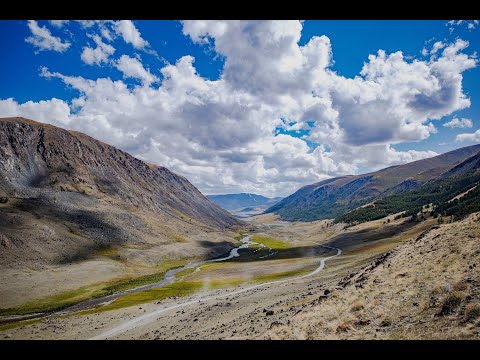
[0,285,106,316]
[250,235,291,250]
[463,303,480,323]
[84,282,204,314]
[437,292,465,316]
[234,233,246,241]
[350,302,364,312]
[95,246,122,261]
[100,259,191,294]
[0,319,41,332]
[252,268,311,283]
[0,259,192,316]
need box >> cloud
[447,20,479,33]
[114,20,149,50]
[443,117,473,128]
[101,27,113,41]
[456,129,480,142]
[2,21,478,197]
[81,35,115,66]
[25,20,71,53]
[76,20,99,29]
[431,41,445,55]
[183,22,476,147]
[0,97,71,126]
[49,20,69,28]
[468,21,479,30]
[115,55,158,85]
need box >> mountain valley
[1,117,480,340]
[208,193,282,218]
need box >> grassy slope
[265,213,480,339]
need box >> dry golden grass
[264,213,480,339]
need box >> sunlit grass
[0,259,192,316]
[234,233,246,241]
[0,284,108,317]
[0,318,41,332]
[80,265,314,314]
[250,235,291,249]
[82,282,204,314]
[252,267,311,282]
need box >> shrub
[350,303,364,312]
[437,292,464,316]
[464,304,480,323]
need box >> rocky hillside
[264,213,480,339]
[265,144,480,221]
[0,117,243,268]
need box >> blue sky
[0,20,479,196]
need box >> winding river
[1,234,261,323]
[90,240,342,339]
[1,233,341,334]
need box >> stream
[60,235,261,313]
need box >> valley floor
[1,213,479,339]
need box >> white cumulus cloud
[430,41,445,55]
[25,20,71,53]
[448,20,479,33]
[115,55,158,85]
[114,20,149,50]
[81,35,115,66]
[443,117,473,128]
[456,129,480,142]
[49,20,69,28]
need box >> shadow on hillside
[12,196,127,263]
[197,240,239,258]
[201,219,422,264]
[326,220,418,250]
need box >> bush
[464,304,480,323]
[436,292,464,316]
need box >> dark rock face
[0,117,243,266]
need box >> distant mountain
[0,117,242,267]
[207,193,282,211]
[265,144,480,221]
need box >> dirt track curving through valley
[90,240,341,339]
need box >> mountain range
[207,193,282,217]
[0,117,242,268]
[265,144,480,222]
[335,148,480,224]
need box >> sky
[0,20,479,197]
